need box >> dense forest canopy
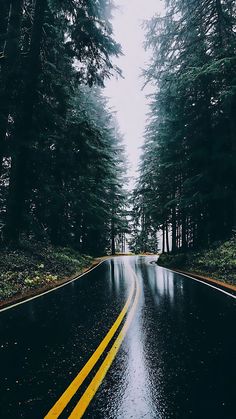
[131,0,236,254]
[1,0,235,257]
[0,0,128,254]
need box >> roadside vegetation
[131,0,236,256]
[0,1,128,254]
[0,241,93,303]
[158,237,236,286]
[0,1,129,306]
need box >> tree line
[131,0,236,254]
[0,0,128,255]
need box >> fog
[105,0,165,186]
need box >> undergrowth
[158,237,236,285]
[0,241,93,300]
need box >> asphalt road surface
[0,256,236,419]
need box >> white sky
[105,0,164,186]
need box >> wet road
[0,256,236,419]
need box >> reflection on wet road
[0,256,236,418]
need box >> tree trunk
[162,224,165,253]
[80,214,87,253]
[49,193,65,245]
[122,233,125,253]
[111,217,115,255]
[0,0,10,51]
[74,208,82,249]
[4,0,47,245]
[0,0,23,176]
[177,222,181,249]
[171,207,177,253]
[166,222,170,253]
[231,98,236,230]
[182,210,187,251]
[215,0,224,50]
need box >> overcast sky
[104,0,164,185]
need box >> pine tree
[135,0,236,253]
[0,0,127,255]
[0,0,122,246]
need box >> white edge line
[0,260,107,313]
[162,266,236,300]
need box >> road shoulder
[169,268,236,295]
[0,257,103,310]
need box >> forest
[1,3,236,417]
[1,0,236,261]
[131,0,236,255]
[0,0,128,256]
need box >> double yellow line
[45,266,140,419]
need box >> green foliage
[0,241,93,299]
[129,188,159,254]
[158,253,187,269]
[158,237,236,285]
[135,0,236,253]
[0,0,128,254]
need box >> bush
[157,237,236,285]
[0,242,93,301]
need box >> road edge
[174,269,236,292]
[0,258,107,312]
[0,254,136,312]
[161,266,236,297]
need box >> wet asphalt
[0,256,236,419]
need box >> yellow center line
[68,270,141,419]
[44,274,135,419]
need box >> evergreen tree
[135,0,236,253]
[0,0,127,255]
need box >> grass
[158,237,236,286]
[0,241,93,302]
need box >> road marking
[68,268,141,419]
[44,270,136,418]
[175,269,236,292]
[164,267,236,300]
[0,261,106,313]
